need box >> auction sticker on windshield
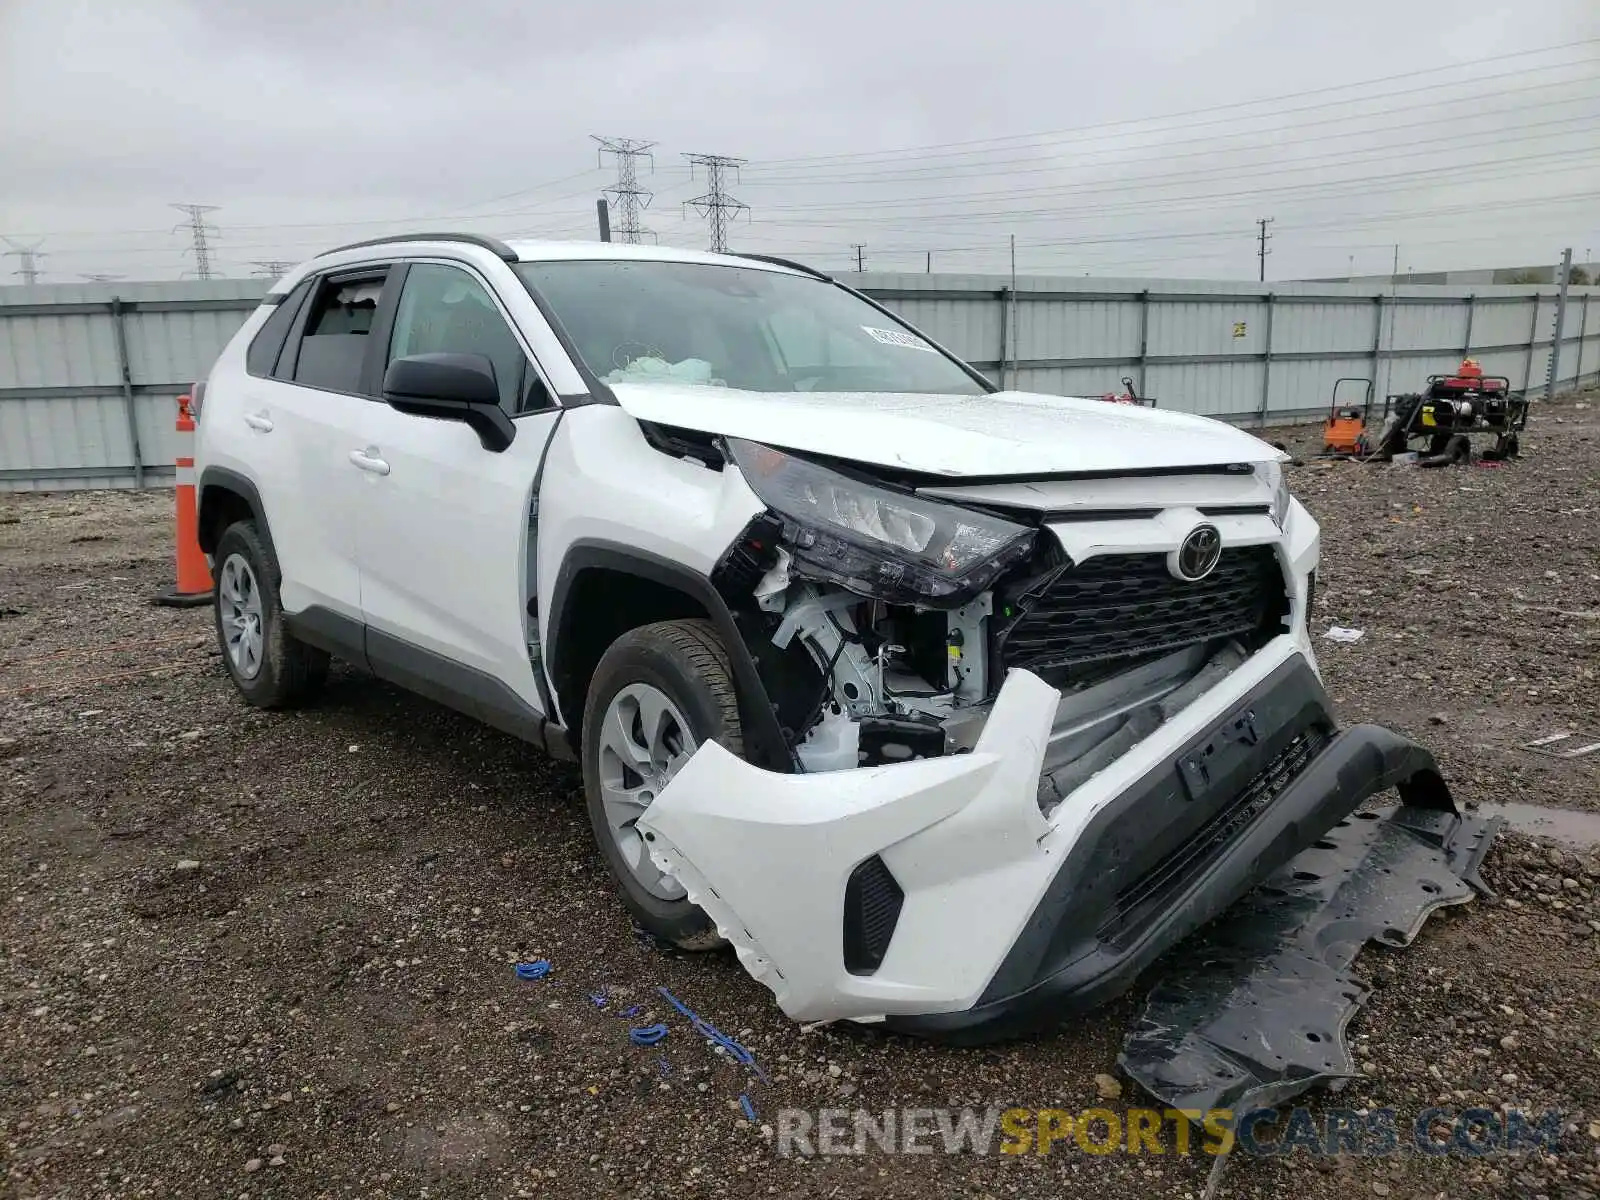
[862,326,938,352]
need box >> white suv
[193,233,1456,1042]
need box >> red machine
[1098,376,1157,407]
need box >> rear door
[248,266,395,637]
[351,260,562,716]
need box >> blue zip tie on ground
[588,991,609,1009]
[739,1093,757,1121]
[623,1004,643,1018]
[629,1023,669,1046]
[514,960,552,981]
[657,987,765,1079]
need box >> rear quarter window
[245,279,312,378]
[290,276,387,394]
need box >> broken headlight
[727,438,1035,607]
[1256,459,1291,528]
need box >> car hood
[608,383,1282,476]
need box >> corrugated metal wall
[1,281,265,490]
[856,274,1600,424]
[3,274,1597,491]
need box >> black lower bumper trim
[886,706,1456,1044]
[1119,802,1498,1119]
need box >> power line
[741,81,1600,187]
[3,238,46,284]
[683,153,749,253]
[748,38,1600,169]
[16,73,1590,247]
[755,117,1600,218]
[1257,217,1274,281]
[750,186,1600,246]
[171,204,220,279]
[11,175,609,242]
[592,136,656,244]
[757,149,1600,237]
[434,167,608,217]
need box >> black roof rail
[734,252,831,281]
[316,231,519,262]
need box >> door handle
[348,449,391,476]
[243,412,274,432]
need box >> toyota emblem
[1169,524,1222,582]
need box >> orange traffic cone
[153,394,215,608]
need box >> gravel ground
[2,393,1597,1200]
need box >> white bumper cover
[637,499,1323,1025]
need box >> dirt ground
[2,394,1598,1200]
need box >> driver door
[351,260,562,716]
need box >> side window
[386,264,547,412]
[246,278,312,378]
[287,273,387,393]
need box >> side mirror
[382,352,516,452]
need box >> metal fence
[845,273,1600,424]
[0,280,266,491]
[3,273,1597,491]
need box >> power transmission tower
[591,136,656,244]
[3,239,46,284]
[850,244,867,272]
[683,153,748,253]
[172,203,221,279]
[251,260,295,277]
[1256,217,1274,282]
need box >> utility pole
[925,250,931,274]
[1008,234,1018,390]
[172,203,220,279]
[3,239,46,284]
[683,153,748,253]
[591,136,656,244]
[250,260,294,278]
[1255,217,1274,282]
[1391,244,1400,280]
[850,244,866,272]
[1547,247,1573,401]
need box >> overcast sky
[3,0,1598,283]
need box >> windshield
[514,260,987,396]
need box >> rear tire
[213,520,329,708]
[581,619,744,950]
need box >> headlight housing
[1256,459,1292,528]
[727,438,1035,607]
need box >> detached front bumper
[637,639,1456,1042]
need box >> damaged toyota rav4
[194,235,1487,1052]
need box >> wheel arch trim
[197,466,275,565]
[546,540,791,772]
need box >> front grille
[843,855,904,976]
[996,545,1286,677]
[1096,726,1331,942]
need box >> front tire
[581,619,744,950]
[213,520,329,708]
